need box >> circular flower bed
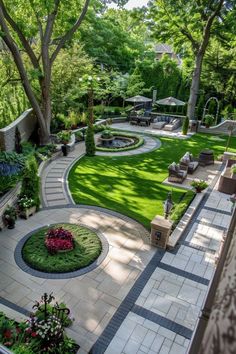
[22,223,102,273]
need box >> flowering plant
[191,179,208,192]
[18,195,35,210]
[45,227,74,254]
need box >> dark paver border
[0,297,30,316]
[90,249,165,354]
[132,305,193,339]
[203,205,232,216]
[157,262,209,286]
[14,223,109,279]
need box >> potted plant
[231,164,236,179]
[101,129,113,139]
[204,114,215,128]
[57,130,72,156]
[3,205,17,229]
[191,179,208,193]
[18,195,36,219]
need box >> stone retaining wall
[198,119,236,136]
[0,109,36,151]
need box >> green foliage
[75,131,84,142]
[0,175,20,196]
[20,156,40,210]
[56,130,72,143]
[0,151,25,167]
[94,124,107,133]
[3,205,17,220]
[182,116,189,135]
[85,125,95,156]
[101,130,113,139]
[231,164,236,174]
[22,223,102,273]
[196,95,205,120]
[204,114,215,127]
[96,133,144,152]
[170,191,195,226]
[191,179,208,192]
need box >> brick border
[14,223,109,279]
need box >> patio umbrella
[125,95,152,103]
[156,96,185,106]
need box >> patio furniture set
[129,110,152,126]
[168,150,214,183]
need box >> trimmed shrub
[85,125,95,156]
[182,116,189,135]
[20,155,40,209]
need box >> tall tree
[0,0,94,143]
[149,0,233,120]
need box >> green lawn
[68,134,236,229]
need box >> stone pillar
[150,215,173,249]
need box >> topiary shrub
[85,125,95,156]
[182,116,189,135]
[20,155,40,210]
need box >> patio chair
[168,162,187,183]
[179,152,199,174]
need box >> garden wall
[0,108,36,151]
[198,119,236,136]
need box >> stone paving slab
[0,207,153,353]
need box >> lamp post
[163,192,173,219]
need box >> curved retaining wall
[198,120,236,135]
[0,109,36,151]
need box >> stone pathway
[0,207,153,353]
[41,135,159,207]
[110,123,195,139]
[91,187,232,354]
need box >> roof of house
[155,43,173,54]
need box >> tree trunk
[187,51,204,120]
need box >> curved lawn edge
[14,223,109,279]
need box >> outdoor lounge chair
[163,118,181,131]
[179,152,199,174]
[168,162,187,183]
[152,121,167,129]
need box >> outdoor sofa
[152,115,181,131]
[163,118,182,131]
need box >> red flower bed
[45,227,74,254]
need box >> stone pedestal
[150,215,173,249]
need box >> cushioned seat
[180,152,199,174]
[168,162,187,183]
[164,118,181,131]
[152,121,166,129]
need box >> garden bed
[96,132,144,152]
[22,223,102,273]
